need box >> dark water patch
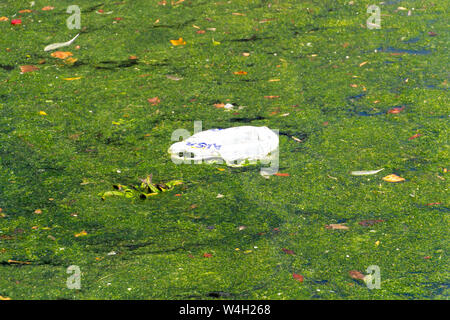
[229,116,266,123]
[403,37,420,44]
[414,204,450,213]
[0,64,14,71]
[95,59,138,70]
[228,35,275,42]
[376,47,431,55]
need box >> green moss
[0,0,448,299]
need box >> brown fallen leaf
[281,248,295,255]
[349,270,365,280]
[20,65,39,73]
[325,224,349,230]
[359,219,384,227]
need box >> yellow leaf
[39,111,47,116]
[382,174,405,182]
[233,71,247,75]
[212,38,220,46]
[0,296,12,300]
[51,51,73,59]
[64,57,78,65]
[0,17,9,22]
[170,37,186,46]
[268,79,280,82]
[63,77,82,81]
[75,230,87,237]
[359,61,368,67]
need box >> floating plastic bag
[168,126,278,167]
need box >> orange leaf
[203,253,213,258]
[20,65,39,73]
[51,51,73,59]
[274,173,290,177]
[19,9,33,13]
[170,37,186,46]
[233,71,248,75]
[264,95,280,99]
[214,103,225,108]
[0,17,9,22]
[292,273,304,283]
[387,106,405,114]
[408,133,421,140]
[147,97,161,105]
[42,6,55,11]
[382,174,405,182]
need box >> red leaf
[11,19,22,25]
[387,106,405,114]
[282,248,295,255]
[292,273,304,282]
[408,133,421,140]
[274,173,290,177]
[203,253,212,258]
[358,219,384,227]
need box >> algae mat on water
[0,0,448,299]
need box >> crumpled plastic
[168,126,279,167]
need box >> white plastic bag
[168,126,278,166]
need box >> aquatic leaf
[51,51,73,59]
[64,57,78,65]
[387,106,404,114]
[325,224,349,230]
[8,260,31,265]
[20,65,39,73]
[44,34,79,52]
[382,174,405,182]
[74,230,88,237]
[292,273,304,283]
[351,168,384,176]
[349,270,365,280]
[274,173,290,177]
[170,37,186,46]
[359,219,384,226]
[408,133,421,140]
[282,248,295,255]
[147,97,160,105]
